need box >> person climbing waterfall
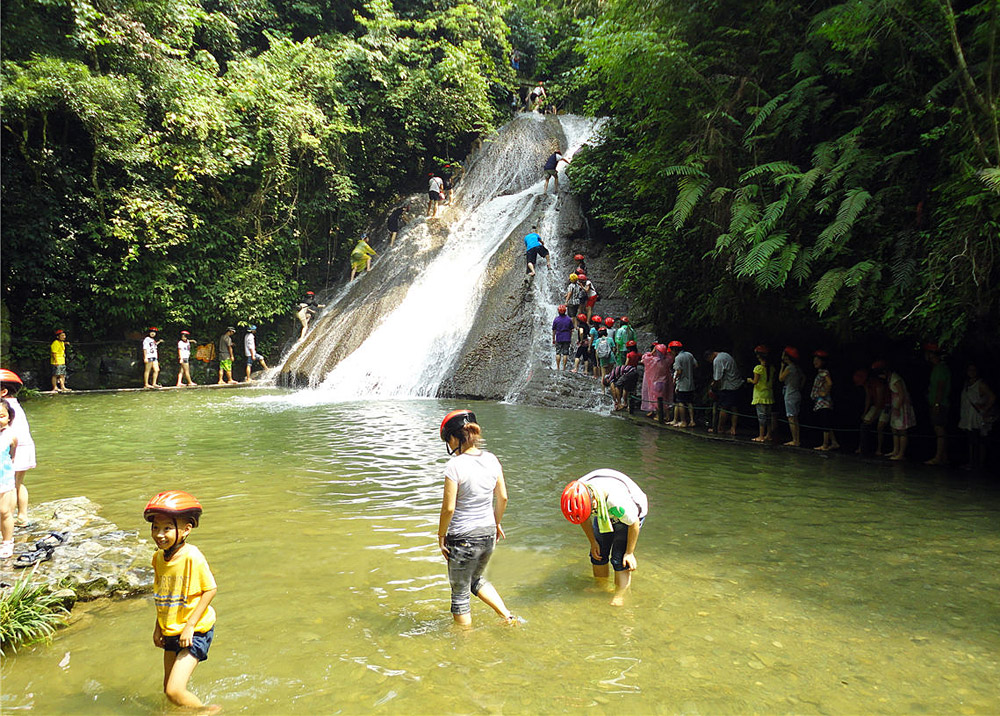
[427,172,444,218]
[614,317,636,366]
[552,305,574,371]
[436,410,517,627]
[524,228,549,277]
[295,291,325,339]
[543,151,570,194]
[387,204,409,246]
[565,273,583,321]
[349,234,377,282]
[561,469,648,606]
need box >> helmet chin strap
[164,517,186,560]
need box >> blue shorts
[589,517,645,571]
[162,627,214,662]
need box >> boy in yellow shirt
[144,491,219,712]
[49,329,70,392]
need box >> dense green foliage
[0,578,69,652]
[2,0,513,359]
[567,0,999,348]
[3,0,997,364]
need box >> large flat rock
[0,497,152,600]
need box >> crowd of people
[553,303,997,468]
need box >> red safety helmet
[144,491,203,527]
[180,330,190,336]
[561,481,592,524]
[591,315,602,325]
[148,327,159,333]
[871,359,888,372]
[626,340,637,349]
[783,346,799,361]
[813,349,829,358]
[655,343,668,354]
[440,409,478,443]
[557,305,567,314]
[0,369,23,386]
[577,313,588,323]
[754,344,768,354]
[54,328,65,336]
[604,317,615,327]
[923,342,941,353]
[574,254,585,261]
[668,340,683,349]
[576,273,587,281]
[305,291,315,296]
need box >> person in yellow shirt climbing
[145,491,219,713]
[49,328,71,392]
[350,234,377,281]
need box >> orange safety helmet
[561,481,592,524]
[440,409,478,443]
[0,369,24,386]
[557,305,567,314]
[144,491,203,527]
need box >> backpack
[596,336,612,359]
[195,343,216,363]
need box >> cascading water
[276,113,605,403]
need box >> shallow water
[2,389,999,714]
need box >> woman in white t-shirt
[436,409,516,626]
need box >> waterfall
[276,114,605,403]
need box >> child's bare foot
[890,454,905,461]
[199,705,222,715]
[751,436,764,442]
[815,445,828,451]
[830,443,841,450]
[784,440,799,447]
[728,428,737,436]
[610,593,625,607]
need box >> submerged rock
[0,496,152,601]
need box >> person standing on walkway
[217,327,237,385]
[176,330,198,387]
[924,343,951,465]
[50,329,70,392]
[244,326,268,382]
[143,327,164,389]
[706,349,742,435]
[0,370,35,527]
[669,341,697,428]
[437,410,516,627]
[779,347,806,446]
[810,349,840,451]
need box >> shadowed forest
[2,0,997,364]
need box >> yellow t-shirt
[152,544,217,635]
[50,339,66,366]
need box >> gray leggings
[446,534,495,615]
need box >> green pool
[3,389,998,714]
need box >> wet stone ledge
[0,496,152,605]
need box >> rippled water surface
[3,389,999,714]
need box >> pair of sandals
[12,531,70,568]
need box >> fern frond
[743,92,788,147]
[736,235,787,278]
[790,245,813,284]
[659,165,710,179]
[729,196,760,234]
[811,267,847,314]
[791,51,816,76]
[977,168,1000,194]
[815,188,870,254]
[672,174,711,229]
[710,186,733,203]
[844,259,880,287]
[793,167,823,201]
[739,161,800,183]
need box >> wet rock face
[0,497,152,600]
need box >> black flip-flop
[13,544,55,568]
[34,531,71,550]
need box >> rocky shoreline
[0,497,152,612]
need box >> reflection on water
[2,390,999,714]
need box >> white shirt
[444,450,502,537]
[429,176,444,193]
[244,333,256,358]
[177,340,191,361]
[142,336,158,361]
[579,469,648,525]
